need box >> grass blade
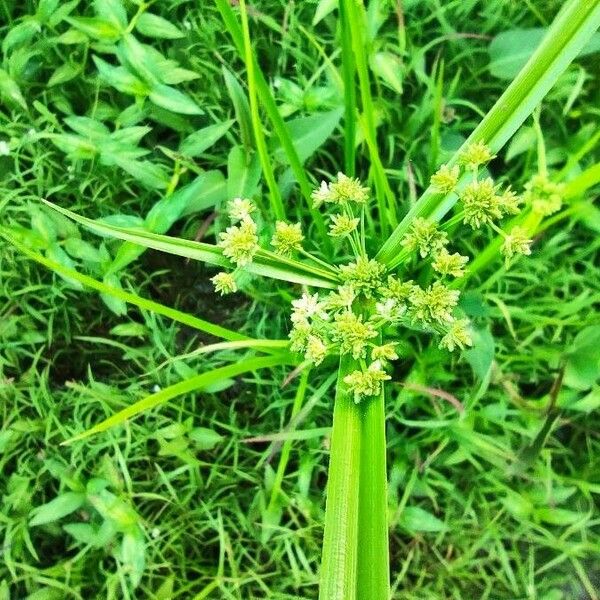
[1,229,246,342]
[340,0,397,233]
[238,0,285,220]
[377,0,600,268]
[214,0,331,253]
[62,354,295,444]
[41,201,339,288]
[338,0,356,177]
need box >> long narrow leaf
[238,0,285,220]
[63,354,295,444]
[214,0,332,254]
[377,0,600,268]
[1,229,246,343]
[42,201,339,288]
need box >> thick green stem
[320,357,362,600]
[320,357,390,600]
[357,387,389,600]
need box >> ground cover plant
[1,0,600,598]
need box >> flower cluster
[430,142,532,262]
[210,148,540,402]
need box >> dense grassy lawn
[1,1,599,598]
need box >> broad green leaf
[0,68,27,110]
[489,28,600,80]
[65,17,121,41]
[179,120,235,157]
[94,0,128,30]
[398,506,448,533]
[274,108,343,165]
[2,20,41,54]
[48,63,80,87]
[49,133,98,159]
[64,238,103,263]
[63,355,295,443]
[46,243,83,289]
[64,116,110,139]
[120,530,146,588]
[564,326,600,390]
[534,507,588,526]
[87,489,139,529]
[313,0,338,25]
[63,523,99,546]
[102,273,128,316]
[29,492,86,526]
[103,154,168,189]
[37,0,60,22]
[180,170,227,217]
[464,326,495,381]
[227,145,261,200]
[93,56,149,96]
[119,34,161,85]
[370,51,404,94]
[48,0,79,27]
[135,13,185,39]
[189,427,224,450]
[149,84,203,115]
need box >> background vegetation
[1,0,599,598]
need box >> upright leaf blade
[377,0,600,268]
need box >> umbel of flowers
[212,143,549,402]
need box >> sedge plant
[3,0,600,598]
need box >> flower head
[401,217,448,258]
[501,226,532,260]
[409,281,460,326]
[375,298,405,322]
[291,292,329,324]
[496,188,522,216]
[331,311,378,359]
[458,141,495,170]
[271,221,303,256]
[329,172,370,204]
[228,197,255,222]
[372,343,399,362]
[344,361,391,403]
[325,285,357,310]
[305,335,328,365]
[329,213,360,238]
[211,272,237,295]
[289,320,312,353]
[340,257,386,297]
[460,178,502,228]
[381,276,417,304]
[524,174,563,216]
[430,164,459,193]
[311,181,332,207]
[439,319,473,352]
[432,248,469,278]
[218,217,259,266]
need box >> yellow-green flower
[344,361,391,403]
[218,217,259,266]
[329,213,360,237]
[439,319,472,351]
[432,248,469,278]
[458,141,495,170]
[430,164,459,193]
[401,217,448,258]
[271,221,303,256]
[211,272,237,295]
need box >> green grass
[1,0,600,598]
